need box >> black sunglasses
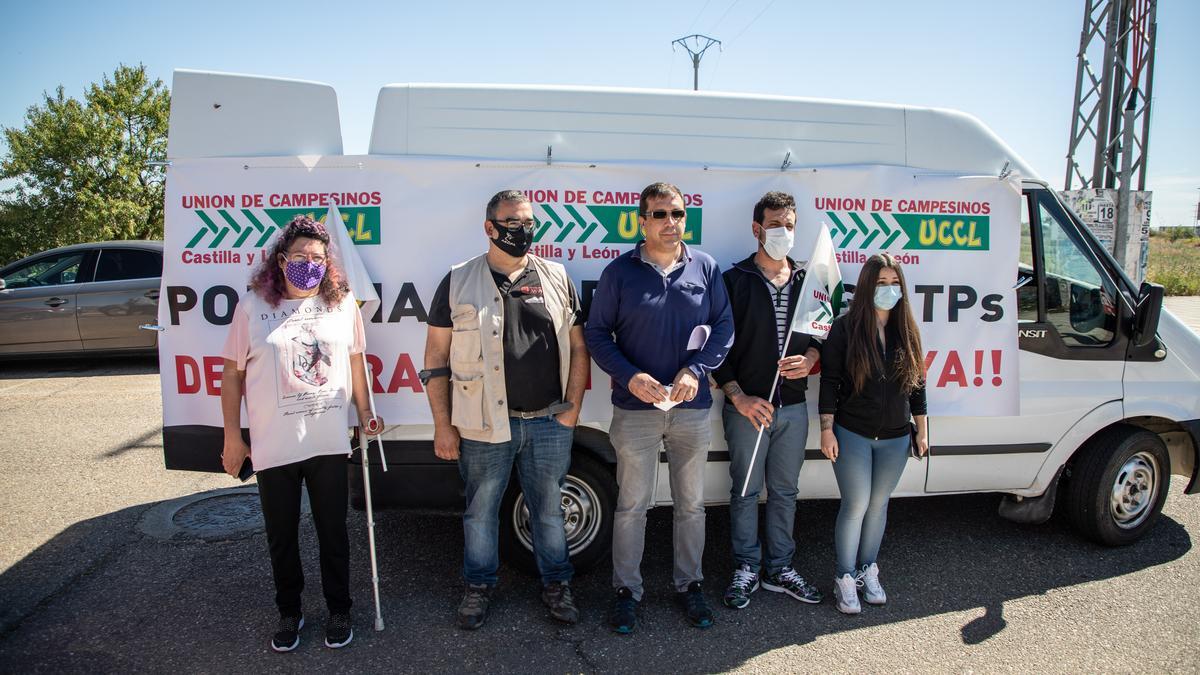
[644,209,687,221]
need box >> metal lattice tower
[1064,0,1157,191]
[672,35,722,91]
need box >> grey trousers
[609,406,711,601]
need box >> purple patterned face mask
[284,259,326,290]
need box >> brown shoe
[541,581,579,624]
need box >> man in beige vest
[423,190,589,630]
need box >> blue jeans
[830,424,909,577]
[458,416,574,587]
[723,402,807,575]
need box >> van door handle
[45,297,68,307]
[145,290,160,300]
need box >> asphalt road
[1,355,1198,673]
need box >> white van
[162,70,1200,573]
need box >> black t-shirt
[430,265,583,412]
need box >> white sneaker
[857,563,886,605]
[833,574,861,615]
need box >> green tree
[0,64,169,264]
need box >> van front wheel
[499,452,616,575]
[1064,425,1170,546]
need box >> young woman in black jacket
[818,253,928,615]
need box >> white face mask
[759,226,794,261]
[874,285,903,310]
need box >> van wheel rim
[1110,451,1159,529]
[512,475,602,556]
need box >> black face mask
[491,222,533,257]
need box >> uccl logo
[824,211,989,251]
[185,208,381,249]
[532,204,703,245]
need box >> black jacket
[818,314,927,439]
[712,255,820,406]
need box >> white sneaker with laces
[857,563,886,605]
[833,574,861,615]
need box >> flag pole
[738,329,795,498]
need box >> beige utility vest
[447,254,573,443]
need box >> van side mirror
[1133,281,1164,348]
[0,278,6,291]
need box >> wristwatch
[418,366,452,385]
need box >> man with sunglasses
[585,182,734,633]
[424,189,589,630]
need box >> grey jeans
[609,406,711,601]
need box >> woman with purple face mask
[220,215,383,652]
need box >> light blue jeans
[723,402,807,575]
[830,424,909,577]
[458,416,574,587]
[610,407,710,601]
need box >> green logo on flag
[185,207,381,249]
[813,282,846,322]
[533,204,703,245]
[826,212,989,251]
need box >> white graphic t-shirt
[222,292,366,471]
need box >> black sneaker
[677,581,714,628]
[723,563,760,610]
[324,612,353,649]
[270,614,303,653]
[608,587,638,634]
[762,567,824,604]
[457,583,492,630]
[542,581,579,625]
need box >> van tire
[1064,425,1170,546]
[499,452,616,575]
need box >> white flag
[793,223,845,339]
[324,203,381,320]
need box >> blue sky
[2,0,1197,226]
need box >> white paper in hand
[686,324,711,351]
[653,385,682,411]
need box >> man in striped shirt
[712,191,824,611]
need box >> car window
[1017,194,1037,322]
[2,253,85,289]
[95,249,162,282]
[1036,198,1117,347]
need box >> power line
[728,0,778,44]
[708,0,742,34]
[686,0,714,34]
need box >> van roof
[168,70,1036,179]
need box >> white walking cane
[360,362,388,631]
[737,329,796,498]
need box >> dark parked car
[0,241,163,357]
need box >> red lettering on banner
[937,351,968,387]
[923,349,1004,388]
[174,355,224,395]
[386,354,422,393]
[176,356,200,394]
[367,353,424,394]
[203,357,223,396]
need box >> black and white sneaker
[722,563,760,609]
[270,614,303,652]
[762,567,824,604]
[324,612,353,649]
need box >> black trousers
[257,453,352,617]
